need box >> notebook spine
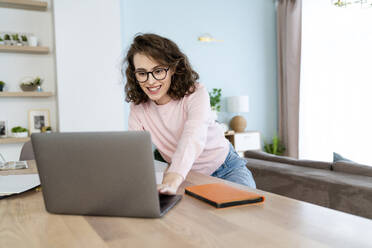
[185,189,219,208]
[219,197,264,208]
[185,189,265,208]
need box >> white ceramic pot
[12,132,28,138]
[29,36,38,47]
[211,110,218,120]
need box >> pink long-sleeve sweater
[128,83,230,179]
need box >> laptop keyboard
[158,194,182,215]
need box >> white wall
[53,0,125,132]
[120,0,278,139]
[0,0,57,161]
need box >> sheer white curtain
[299,0,372,165]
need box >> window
[299,0,372,165]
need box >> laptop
[31,131,182,218]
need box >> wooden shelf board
[0,45,49,54]
[0,91,53,97]
[0,0,47,11]
[0,137,30,144]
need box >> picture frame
[28,109,50,134]
[0,120,7,137]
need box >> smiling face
[133,53,173,105]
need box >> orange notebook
[185,183,265,208]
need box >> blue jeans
[211,144,256,188]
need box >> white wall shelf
[0,0,56,160]
[0,0,47,11]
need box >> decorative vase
[29,36,38,47]
[229,115,247,133]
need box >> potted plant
[11,126,28,138]
[20,76,43,92]
[264,135,286,156]
[41,126,52,133]
[33,77,42,91]
[0,37,4,45]
[21,35,28,46]
[209,88,222,120]
[4,34,11,45]
[11,33,21,46]
[0,81,4,92]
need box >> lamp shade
[227,96,249,113]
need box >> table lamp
[227,96,249,133]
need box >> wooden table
[1,161,372,248]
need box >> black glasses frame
[135,67,170,83]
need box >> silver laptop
[31,131,182,218]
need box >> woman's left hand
[157,172,184,195]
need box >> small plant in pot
[11,33,21,46]
[209,88,222,120]
[4,34,11,45]
[0,37,4,45]
[11,126,28,138]
[41,126,52,133]
[21,35,28,46]
[264,135,286,156]
[20,77,43,92]
[0,81,5,92]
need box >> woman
[124,33,256,195]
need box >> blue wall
[120,0,277,142]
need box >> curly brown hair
[123,33,199,104]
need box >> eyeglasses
[134,67,170,83]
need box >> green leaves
[11,33,20,41]
[264,135,286,155]
[11,126,28,133]
[209,88,222,112]
[21,77,42,86]
[33,77,42,86]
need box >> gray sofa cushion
[245,158,331,207]
[245,157,372,219]
[333,161,372,177]
[244,151,332,170]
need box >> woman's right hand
[157,172,184,195]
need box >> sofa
[244,151,372,219]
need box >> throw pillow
[333,152,354,163]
